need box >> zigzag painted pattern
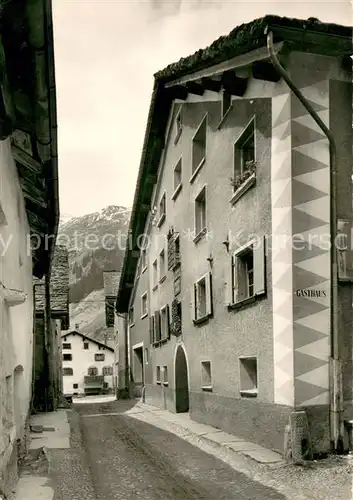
[271,80,330,407]
[291,81,330,407]
[272,92,294,406]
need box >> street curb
[135,402,285,467]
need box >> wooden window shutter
[191,283,197,321]
[337,219,353,280]
[155,311,161,341]
[254,236,266,295]
[206,272,213,316]
[233,255,240,303]
[225,256,234,306]
[149,315,155,345]
[167,305,171,339]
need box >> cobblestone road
[51,400,287,500]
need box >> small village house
[61,330,115,397]
[116,16,353,458]
[0,0,59,494]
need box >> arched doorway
[175,345,189,413]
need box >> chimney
[75,323,79,331]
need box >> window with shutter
[229,236,266,308]
[193,272,213,323]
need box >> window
[192,115,207,178]
[141,292,148,318]
[129,308,134,326]
[160,305,170,340]
[175,108,182,143]
[151,310,161,343]
[222,90,231,118]
[192,272,212,322]
[63,367,73,376]
[239,357,258,396]
[228,237,266,306]
[159,249,166,282]
[197,279,206,318]
[103,382,109,389]
[152,259,158,289]
[95,353,105,362]
[103,366,113,376]
[201,361,212,390]
[163,366,168,385]
[84,342,89,350]
[156,366,161,384]
[194,186,207,239]
[233,118,256,191]
[73,383,78,389]
[63,354,72,361]
[141,249,147,271]
[172,158,182,199]
[157,193,166,227]
[63,343,71,349]
[88,366,98,376]
[237,247,254,299]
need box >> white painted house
[61,331,115,396]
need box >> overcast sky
[52,0,352,220]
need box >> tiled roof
[103,271,121,297]
[61,330,114,352]
[34,245,70,319]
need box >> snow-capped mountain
[58,205,131,305]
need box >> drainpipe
[266,29,342,452]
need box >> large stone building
[116,16,353,457]
[33,245,70,412]
[0,0,59,494]
[103,270,123,394]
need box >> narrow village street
[48,399,286,500]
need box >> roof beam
[164,42,284,88]
[221,71,248,96]
[140,204,150,212]
[26,210,48,233]
[252,61,281,83]
[146,173,157,184]
[267,25,352,56]
[186,81,204,96]
[200,77,222,92]
[165,85,188,101]
[19,177,47,208]
[12,146,42,174]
